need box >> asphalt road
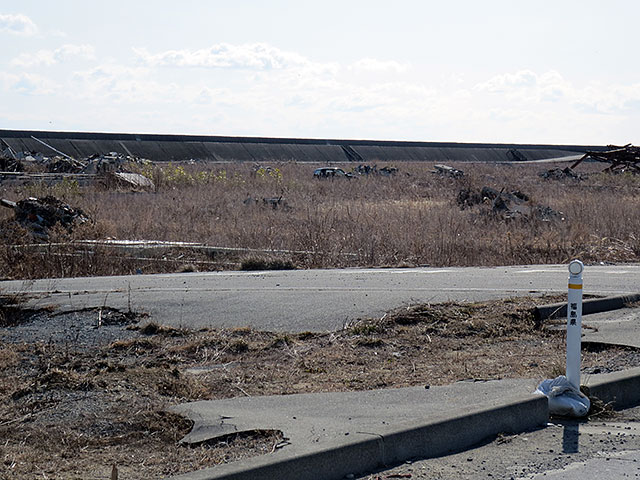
[3,264,640,332]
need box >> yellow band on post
[568,283,583,289]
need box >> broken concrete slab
[107,171,155,191]
[432,164,463,178]
[170,378,545,480]
[581,307,640,349]
[174,379,539,445]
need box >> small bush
[240,258,295,271]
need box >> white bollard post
[566,260,584,390]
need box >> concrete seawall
[0,129,605,163]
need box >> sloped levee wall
[0,129,604,163]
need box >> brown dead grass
[1,296,639,479]
[1,161,639,279]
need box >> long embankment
[0,129,606,163]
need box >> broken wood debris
[571,144,640,174]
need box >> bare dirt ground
[1,295,639,479]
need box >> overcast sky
[1,1,638,145]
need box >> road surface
[3,264,639,332]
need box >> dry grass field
[0,160,639,279]
[1,160,640,478]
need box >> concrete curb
[534,293,640,322]
[168,368,640,480]
[167,394,548,480]
[584,367,640,409]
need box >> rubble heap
[571,144,640,174]
[0,155,23,172]
[432,164,464,178]
[539,167,584,181]
[0,145,154,190]
[354,164,399,176]
[46,157,87,173]
[1,196,90,238]
[457,186,564,222]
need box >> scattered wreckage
[539,167,584,181]
[432,164,464,178]
[313,167,355,179]
[354,164,398,176]
[0,138,154,190]
[457,186,564,221]
[1,196,90,238]
[571,144,640,174]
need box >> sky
[1,0,639,145]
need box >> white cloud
[573,83,640,115]
[475,69,539,92]
[352,58,410,73]
[0,72,56,95]
[474,69,640,116]
[70,64,187,104]
[133,43,338,75]
[11,44,95,67]
[0,13,37,36]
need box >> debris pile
[355,164,376,175]
[1,196,90,238]
[83,152,151,174]
[354,164,398,176]
[571,144,640,174]
[539,167,583,181]
[0,140,25,171]
[457,186,564,221]
[432,164,464,178]
[0,145,153,189]
[46,156,87,173]
[0,155,23,172]
[378,166,398,176]
[1,137,153,187]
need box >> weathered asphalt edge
[534,293,640,322]
[167,394,548,480]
